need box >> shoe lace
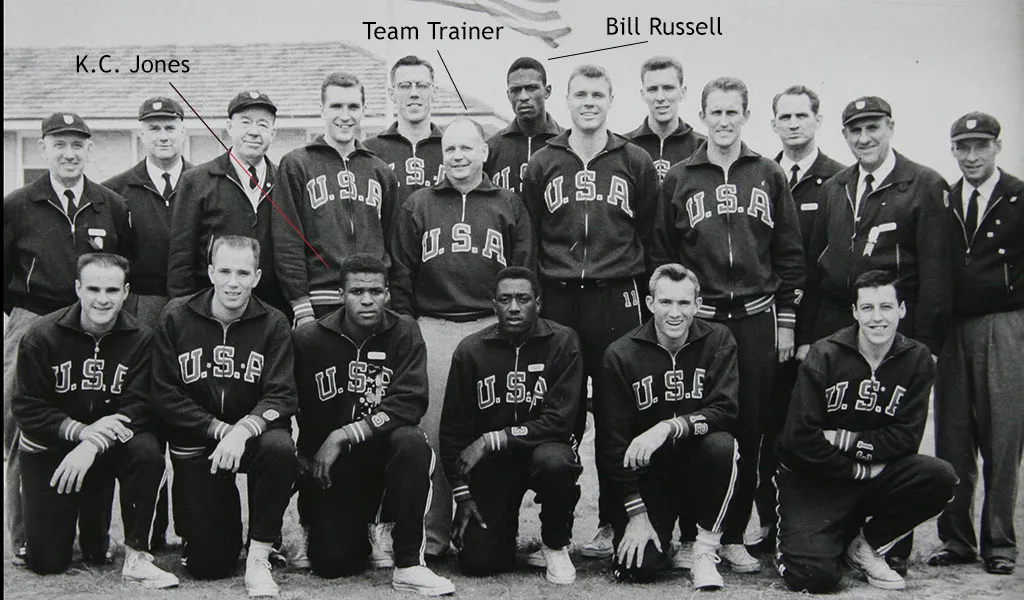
[695,551,722,565]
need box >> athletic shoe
[392,565,456,596]
[719,543,762,573]
[845,533,905,590]
[691,549,724,590]
[12,545,27,566]
[122,548,179,589]
[672,541,694,569]
[926,547,975,567]
[886,555,908,577]
[541,545,576,585]
[370,522,395,568]
[527,542,576,567]
[580,524,615,558]
[983,556,1015,575]
[244,555,280,598]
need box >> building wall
[3,132,16,195]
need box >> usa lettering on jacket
[305,171,383,214]
[52,359,129,394]
[491,163,528,193]
[631,367,706,410]
[314,359,394,418]
[177,346,264,384]
[824,378,907,417]
[476,364,548,410]
[543,168,633,217]
[421,224,507,266]
[389,158,445,188]
[685,183,774,228]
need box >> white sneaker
[672,541,694,570]
[846,533,905,590]
[245,556,280,598]
[541,545,576,585]
[691,549,724,590]
[719,543,762,573]
[122,548,179,589]
[369,522,395,568]
[527,542,575,567]
[392,565,456,596]
[580,524,615,558]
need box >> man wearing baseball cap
[928,112,1023,575]
[797,96,952,575]
[4,111,134,561]
[167,90,290,318]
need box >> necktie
[63,189,78,218]
[789,164,800,188]
[161,172,173,201]
[857,173,874,219]
[965,188,980,241]
[248,165,259,190]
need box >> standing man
[364,55,445,206]
[441,266,583,584]
[757,85,846,549]
[151,236,297,597]
[626,56,706,184]
[928,112,1024,575]
[521,64,660,558]
[595,264,740,589]
[390,117,535,557]
[484,57,564,194]
[273,72,400,325]
[650,77,805,572]
[776,270,956,593]
[167,90,289,317]
[292,254,455,595]
[5,112,133,560]
[13,253,176,587]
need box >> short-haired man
[522,64,660,558]
[364,55,445,206]
[650,76,805,572]
[928,113,1024,575]
[151,236,298,597]
[273,72,401,326]
[441,266,583,584]
[391,117,535,556]
[484,57,564,194]
[167,90,289,316]
[757,85,846,550]
[627,56,706,183]
[595,264,740,589]
[13,253,176,587]
[4,112,133,560]
[776,270,956,593]
[292,253,455,595]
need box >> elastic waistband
[546,276,636,291]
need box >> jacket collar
[495,113,563,138]
[826,324,915,359]
[306,135,375,159]
[950,168,1024,204]
[687,141,761,167]
[545,129,631,153]
[29,174,106,207]
[629,317,714,347]
[209,151,276,186]
[316,306,404,339]
[774,149,839,180]
[376,121,444,142]
[123,157,193,189]
[184,287,269,323]
[480,317,555,342]
[627,117,696,140]
[834,150,916,189]
[56,301,140,335]
[432,172,501,194]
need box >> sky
[5,0,1023,180]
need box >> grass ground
[4,413,1023,599]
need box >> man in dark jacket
[776,270,956,593]
[292,254,455,595]
[151,235,297,597]
[441,266,583,584]
[928,112,1024,576]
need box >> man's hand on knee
[451,499,487,552]
[616,512,661,569]
[50,442,99,494]
[209,425,252,474]
[624,422,672,470]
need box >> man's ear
[897,301,907,320]
[252,267,263,289]
[208,264,216,285]
[645,294,656,314]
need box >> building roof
[3,42,495,122]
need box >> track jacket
[440,318,583,504]
[272,137,401,320]
[363,122,445,206]
[596,318,739,517]
[484,113,564,194]
[293,306,427,459]
[947,169,1023,316]
[14,304,153,455]
[777,325,934,480]
[390,175,535,320]
[626,118,706,184]
[800,152,951,352]
[521,130,660,282]
[4,175,133,315]
[150,289,296,454]
[650,143,805,326]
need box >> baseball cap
[950,111,1000,141]
[41,112,91,138]
[841,96,892,126]
[139,96,185,120]
[228,90,277,117]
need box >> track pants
[170,428,297,579]
[4,307,43,552]
[776,455,956,593]
[19,432,165,574]
[458,442,582,576]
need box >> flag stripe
[408,0,571,47]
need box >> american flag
[409,0,572,47]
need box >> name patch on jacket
[824,379,907,416]
[306,171,382,216]
[686,184,774,227]
[177,347,264,384]
[632,368,705,410]
[422,225,506,266]
[544,169,633,217]
[315,360,394,418]
[52,359,129,394]
[477,372,548,410]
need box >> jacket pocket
[25,258,36,292]
[1006,263,1014,293]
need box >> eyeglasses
[394,81,433,92]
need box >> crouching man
[775,270,956,592]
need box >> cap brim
[43,127,91,138]
[229,101,277,117]
[140,111,184,120]
[951,132,997,141]
[843,111,891,126]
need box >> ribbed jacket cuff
[624,494,647,517]
[342,420,371,445]
[453,484,473,504]
[208,419,232,440]
[59,418,87,442]
[484,430,507,453]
